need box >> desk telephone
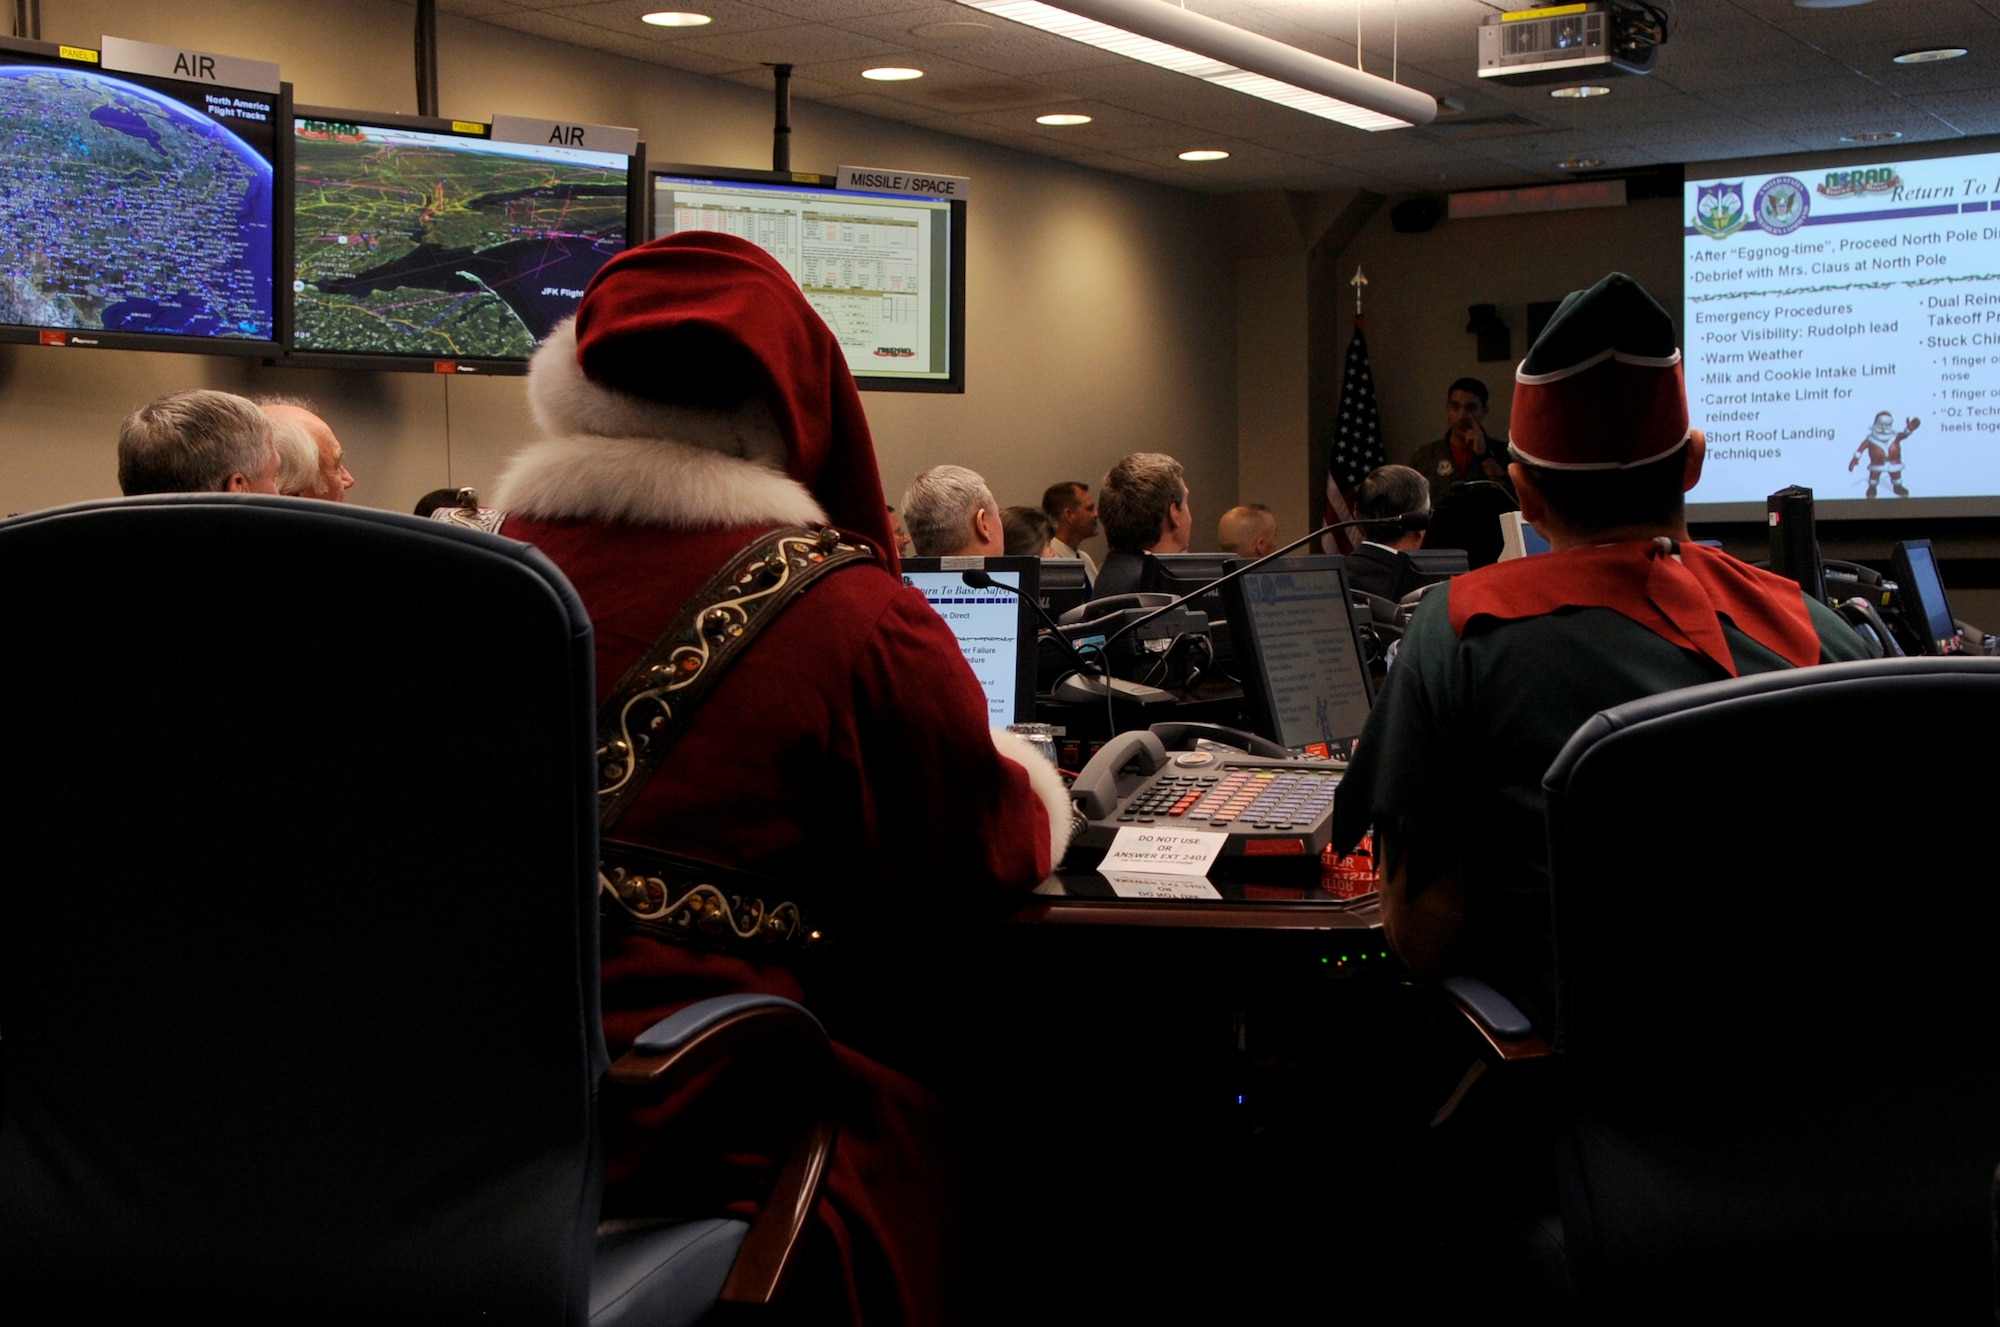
[1067,722,1343,864]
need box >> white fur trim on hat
[990,727,1077,867]
[494,434,828,528]
[526,318,789,471]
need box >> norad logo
[1819,167,1901,198]
[1692,181,1747,240]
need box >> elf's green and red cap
[1508,272,1688,471]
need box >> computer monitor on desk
[1145,553,1235,662]
[1221,556,1373,757]
[900,556,1041,724]
[1038,557,1090,620]
[1401,548,1469,587]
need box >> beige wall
[1323,195,1686,477]
[0,0,1243,545]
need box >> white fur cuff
[991,727,1076,868]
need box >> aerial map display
[0,63,276,341]
[292,120,632,361]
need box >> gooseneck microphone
[1091,509,1427,664]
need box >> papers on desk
[1100,825,1227,876]
[1098,870,1223,900]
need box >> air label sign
[100,35,279,93]
[490,115,639,156]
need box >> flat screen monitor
[285,106,642,373]
[1144,552,1235,663]
[1038,557,1090,619]
[1402,548,1470,584]
[899,556,1040,725]
[0,36,283,356]
[1221,556,1374,756]
[1683,144,2000,520]
[651,165,964,392]
[1890,538,1962,655]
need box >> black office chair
[0,496,832,1324]
[1422,479,1518,569]
[1449,656,2000,1316]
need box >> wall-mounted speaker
[1390,198,1442,233]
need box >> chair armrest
[608,993,836,1308]
[1441,976,1552,1062]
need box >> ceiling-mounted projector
[1478,3,1663,86]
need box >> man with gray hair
[258,396,355,502]
[900,464,1004,558]
[1346,463,1433,601]
[117,389,280,497]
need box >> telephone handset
[1066,722,1343,865]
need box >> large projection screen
[1684,146,2000,521]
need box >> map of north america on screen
[0,66,274,339]
[293,123,628,360]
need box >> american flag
[1322,325,1385,553]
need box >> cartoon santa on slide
[1848,412,1920,498]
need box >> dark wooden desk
[1011,863,1383,931]
[973,866,1406,1323]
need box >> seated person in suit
[492,232,1072,1327]
[1217,503,1277,559]
[1345,465,1431,601]
[902,464,1006,557]
[1091,452,1192,599]
[1331,273,1871,1029]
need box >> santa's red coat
[503,512,1056,1326]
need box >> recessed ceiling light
[1178,149,1230,162]
[1893,47,1968,64]
[1841,130,1904,143]
[1556,156,1605,170]
[640,11,711,27]
[1037,113,1093,126]
[1550,85,1611,99]
[861,67,925,81]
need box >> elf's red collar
[1447,538,1820,676]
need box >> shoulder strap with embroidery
[595,525,876,832]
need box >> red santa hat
[1508,272,1689,471]
[530,231,897,564]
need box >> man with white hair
[900,464,1005,558]
[259,397,355,502]
[116,389,280,496]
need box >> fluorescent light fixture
[862,67,926,81]
[1549,85,1611,99]
[955,0,1434,130]
[1178,149,1229,161]
[640,11,712,26]
[1893,47,1968,64]
[1037,113,1094,125]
